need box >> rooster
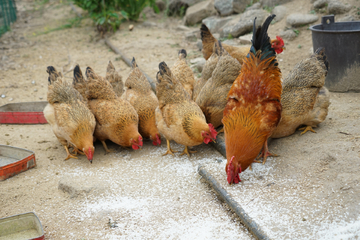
[222,14,282,184]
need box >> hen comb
[208,123,217,139]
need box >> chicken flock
[44,14,330,184]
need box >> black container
[310,15,360,92]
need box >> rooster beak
[90,160,92,164]
[212,139,216,143]
[282,46,286,50]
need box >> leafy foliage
[73,0,159,32]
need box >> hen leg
[162,139,178,156]
[71,148,85,156]
[64,146,78,160]
[101,140,115,154]
[180,146,197,157]
[255,140,278,164]
[299,126,316,135]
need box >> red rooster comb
[272,36,285,54]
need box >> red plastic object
[0,145,36,181]
[0,101,48,124]
[0,212,45,240]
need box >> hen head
[226,156,242,184]
[202,123,217,144]
[83,146,95,164]
[271,36,285,54]
[152,134,161,146]
[131,136,143,150]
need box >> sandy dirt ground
[0,0,360,239]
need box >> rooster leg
[255,140,278,164]
[180,146,197,157]
[64,146,78,160]
[101,141,115,154]
[299,126,316,135]
[162,139,178,156]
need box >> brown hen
[155,62,217,157]
[73,65,142,153]
[123,58,161,146]
[44,66,96,163]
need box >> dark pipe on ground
[198,166,270,240]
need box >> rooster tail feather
[250,14,277,62]
[314,47,329,74]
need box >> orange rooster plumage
[222,14,282,184]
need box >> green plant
[227,33,233,40]
[263,6,273,13]
[293,29,300,36]
[73,0,159,33]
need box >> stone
[260,0,292,7]
[185,31,198,42]
[176,25,191,31]
[214,0,234,16]
[279,29,297,40]
[338,15,355,22]
[222,39,239,46]
[213,33,220,39]
[58,175,106,198]
[286,13,319,27]
[238,33,252,44]
[313,0,328,9]
[233,0,252,13]
[190,57,206,72]
[272,5,286,22]
[327,1,352,15]
[168,0,204,15]
[196,39,203,50]
[246,2,261,11]
[220,9,268,38]
[185,0,217,26]
[141,21,157,27]
[202,16,233,33]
